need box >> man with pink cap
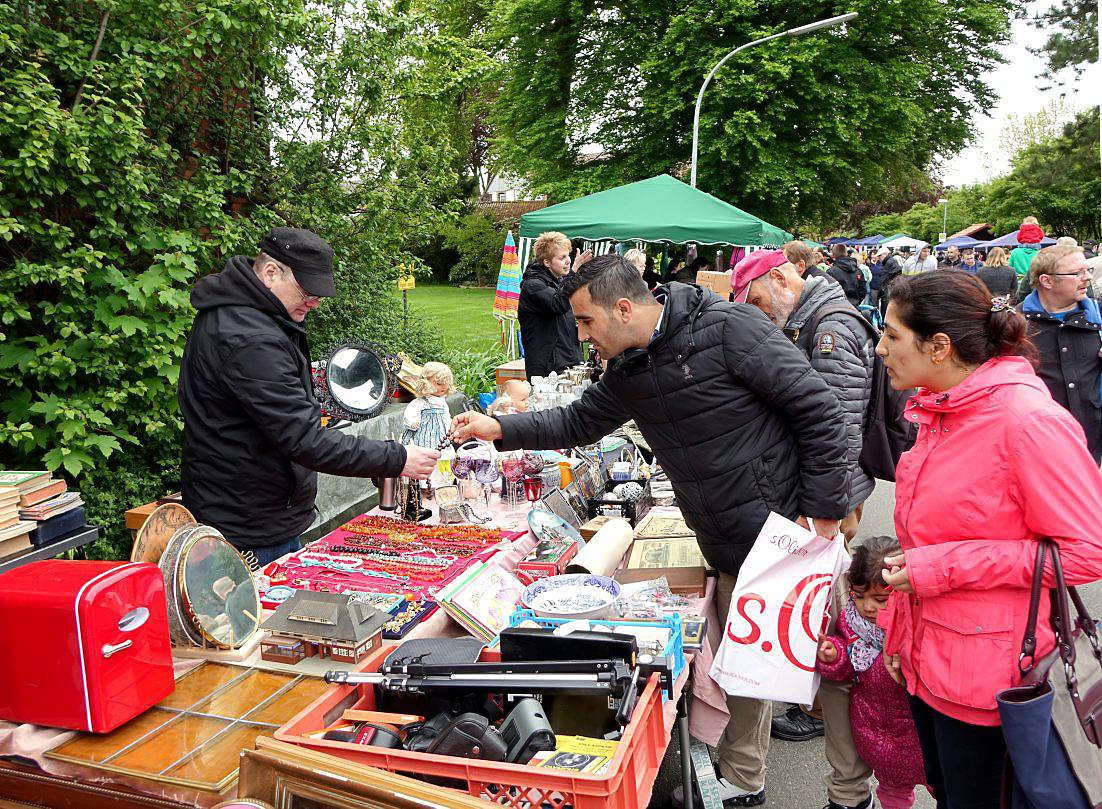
[733,248,879,809]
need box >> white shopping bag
[710,512,849,705]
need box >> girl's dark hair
[849,535,901,590]
[887,269,1036,366]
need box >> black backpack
[799,302,918,482]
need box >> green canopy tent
[514,174,792,270]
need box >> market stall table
[0,502,725,809]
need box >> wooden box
[615,565,707,596]
[125,493,183,533]
[695,270,732,297]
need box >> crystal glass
[523,476,542,503]
[500,452,526,509]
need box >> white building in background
[479,172,546,203]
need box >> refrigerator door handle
[101,639,133,658]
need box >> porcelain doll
[402,362,454,450]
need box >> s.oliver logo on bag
[711,513,848,704]
[726,573,833,672]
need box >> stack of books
[436,561,525,643]
[1,470,88,551]
[0,471,52,559]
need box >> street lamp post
[690,12,858,188]
[938,197,949,244]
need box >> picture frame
[239,736,489,808]
[562,481,588,523]
[540,488,582,528]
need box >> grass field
[397,284,506,356]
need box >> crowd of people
[497,222,1102,809]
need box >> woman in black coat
[519,231,591,379]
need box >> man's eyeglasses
[291,279,321,305]
[1043,267,1092,279]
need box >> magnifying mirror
[318,340,401,421]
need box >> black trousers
[909,696,1006,809]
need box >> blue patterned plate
[521,573,621,620]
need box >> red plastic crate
[275,643,672,809]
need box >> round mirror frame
[317,339,402,422]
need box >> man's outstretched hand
[401,445,440,480]
[450,411,504,444]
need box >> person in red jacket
[873,269,1102,809]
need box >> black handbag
[997,540,1102,809]
[403,710,508,761]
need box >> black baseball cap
[259,227,336,297]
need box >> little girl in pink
[817,536,928,809]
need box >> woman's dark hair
[849,535,901,590]
[887,269,1035,366]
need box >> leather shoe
[822,796,872,809]
[770,704,824,741]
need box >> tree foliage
[1032,0,1098,86]
[859,107,1101,242]
[488,0,1014,230]
[0,0,483,558]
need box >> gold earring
[932,357,942,365]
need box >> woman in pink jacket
[875,270,1102,809]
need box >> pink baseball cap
[731,249,790,303]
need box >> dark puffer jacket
[785,276,876,507]
[498,282,850,575]
[179,257,406,549]
[827,256,867,307]
[1019,293,1102,462]
[518,262,583,379]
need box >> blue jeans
[248,536,302,566]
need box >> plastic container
[507,609,686,685]
[275,643,672,809]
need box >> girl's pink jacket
[819,606,925,790]
[879,355,1102,726]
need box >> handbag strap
[1019,540,1049,673]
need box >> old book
[19,479,67,507]
[0,471,51,491]
[0,526,34,559]
[20,491,83,520]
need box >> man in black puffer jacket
[827,244,867,307]
[179,228,438,564]
[452,255,849,807]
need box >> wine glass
[473,458,500,512]
[500,452,526,510]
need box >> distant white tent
[880,234,928,250]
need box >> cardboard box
[495,358,526,392]
[695,270,732,297]
[578,515,617,542]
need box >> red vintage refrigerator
[0,560,175,732]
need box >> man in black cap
[178,228,439,564]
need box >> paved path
[650,480,1102,808]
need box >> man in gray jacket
[736,249,876,809]
[453,255,851,807]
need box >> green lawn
[397,284,506,356]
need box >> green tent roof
[518,174,792,246]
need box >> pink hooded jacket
[819,604,926,791]
[879,355,1102,726]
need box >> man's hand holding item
[450,411,503,444]
[401,445,441,480]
